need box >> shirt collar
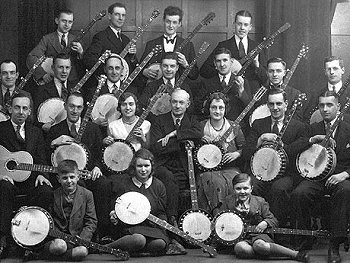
[66,118,81,130]
[269,82,283,89]
[234,34,248,46]
[328,81,342,93]
[132,176,153,189]
[164,33,177,40]
[107,79,121,91]
[11,120,25,130]
[110,26,121,37]
[171,112,184,125]
[57,31,67,38]
[219,72,231,84]
[271,116,284,124]
[54,77,67,87]
[1,85,15,94]
[163,77,175,86]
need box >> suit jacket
[218,194,278,228]
[26,31,82,83]
[200,36,268,95]
[140,35,199,81]
[52,185,97,241]
[46,119,103,170]
[243,116,310,175]
[0,120,48,184]
[309,120,350,175]
[83,27,138,76]
[150,112,203,172]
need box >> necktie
[3,87,10,106]
[166,79,173,90]
[112,84,118,94]
[70,123,78,139]
[16,125,25,143]
[325,121,332,135]
[221,75,227,89]
[175,118,181,129]
[61,81,68,101]
[164,36,176,44]
[272,120,279,135]
[140,183,146,191]
[238,38,245,59]
[332,86,336,92]
[61,33,67,48]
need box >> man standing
[27,9,83,85]
[200,10,267,94]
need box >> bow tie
[164,36,176,44]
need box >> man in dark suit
[140,6,199,83]
[27,9,83,85]
[200,10,267,94]
[291,91,350,262]
[34,53,76,132]
[150,88,202,223]
[243,89,309,225]
[83,2,137,77]
[0,92,53,258]
[47,92,110,240]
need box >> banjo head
[37,98,67,125]
[102,140,135,173]
[11,206,52,248]
[150,93,172,116]
[309,109,323,125]
[91,94,120,125]
[194,143,223,171]
[115,192,151,225]
[249,104,270,127]
[0,111,10,122]
[147,63,162,80]
[179,210,212,242]
[52,142,89,170]
[211,211,244,246]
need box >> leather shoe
[296,250,310,263]
[328,248,341,263]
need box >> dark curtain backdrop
[18,0,66,75]
[264,0,333,100]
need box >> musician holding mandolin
[291,91,350,263]
[0,91,53,258]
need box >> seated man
[291,91,350,263]
[0,91,52,258]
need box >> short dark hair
[324,55,344,69]
[66,91,84,103]
[57,159,78,175]
[267,57,286,69]
[0,59,17,72]
[53,53,71,65]
[56,9,73,18]
[319,90,339,104]
[161,52,178,63]
[108,2,126,14]
[11,91,32,108]
[234,10,252,22]
[213,47,232,59]
[203,92,230,117]
[105,55,124,68]
[267,88,287,102]
[117,91,139,113]
[163,6,183,22]
[128,148,155,177]
[232,173,252,187]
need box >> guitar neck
[147,214,217,257]
[337,73,350,97]
[49,228,129,260]
[281,57,301,90]
[186,146,199,210]
[71,60,105,93]
[245,225,329,237]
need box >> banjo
[0,145,91,182]
[11,206,129,260]
[102,83,167,173]
[35,10,107,86]
[52,76,107,170]
[211,210,329,246]
[91,45,162,125]
[195,87,267,171]
[249,43,309,126]
[114,191,217,257]
[178,141,212,243]
[250,93,307,182]
[297,98,350,181]
[146,12,215,80]
[151,41,210,116]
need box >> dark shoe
[23,250,40,261]
[100,236,114,245]
[328,248,341,263]
[0,236,8,259]
[166,239,187,255]
[296,250,310,263]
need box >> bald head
[171,89,190,118]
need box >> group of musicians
[0,2,349,263]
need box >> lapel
[51,32,63,54]
[0,89,3,107]
[106,27,122,50]
[24,122,35,151]
[173,35,184,51]
[54,188,66,219]
[71,185,84,218]
[229,36,240,57]
[45,81,60,98]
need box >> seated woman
[215,173,309,262]
[107,148,169,255]
[103,92,151,150]
[197,92,245,213]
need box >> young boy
[44,160,97,261]
[216,173,310,262]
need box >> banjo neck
[174,12,215,53]
[185,141,200,210]
[76,76,107,142]
[245,225,329,237]
[48,228,129,260]
[71,50,111,93]
[119,9,160,58]
[336,74,350,98]
[147,213,217,257]
[114,45,161,100]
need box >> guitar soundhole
[6,160,17,170]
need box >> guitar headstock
[316,230,330,237]
[198,42,210,55]
[95,10,107,21]
[253,86,267,101]
[97,75,107,88]
[278,22,291,34]
[99,50,112,63]
[201,12,216,26]
[34,56,47,69]
[298,43,309,59]
[78,170,91,180]
[292,93,307,110]
[111,248,130,260]
[151,9,161,19]
[185,140,194,151]
[151,44,162,56]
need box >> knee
[0,180,15,194]
[147,239,166,252]
[234,242,254,259]
[252,239,270,256]
[131,234,147,250]
[290,186,308,202]
[71,246,89,261]
[49,239,67,255]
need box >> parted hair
[267,57,287,69]
[319,90,340,104]
[234,10,252,22]
[57,159,78,175]
[128,148,155,177]
[202,91,230,117]
[267,88,287,102]
[232,173,252,187]
[163,6,183,22]
[53,53,71,66]
[108,2,126,14]
[117,91,140,113]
